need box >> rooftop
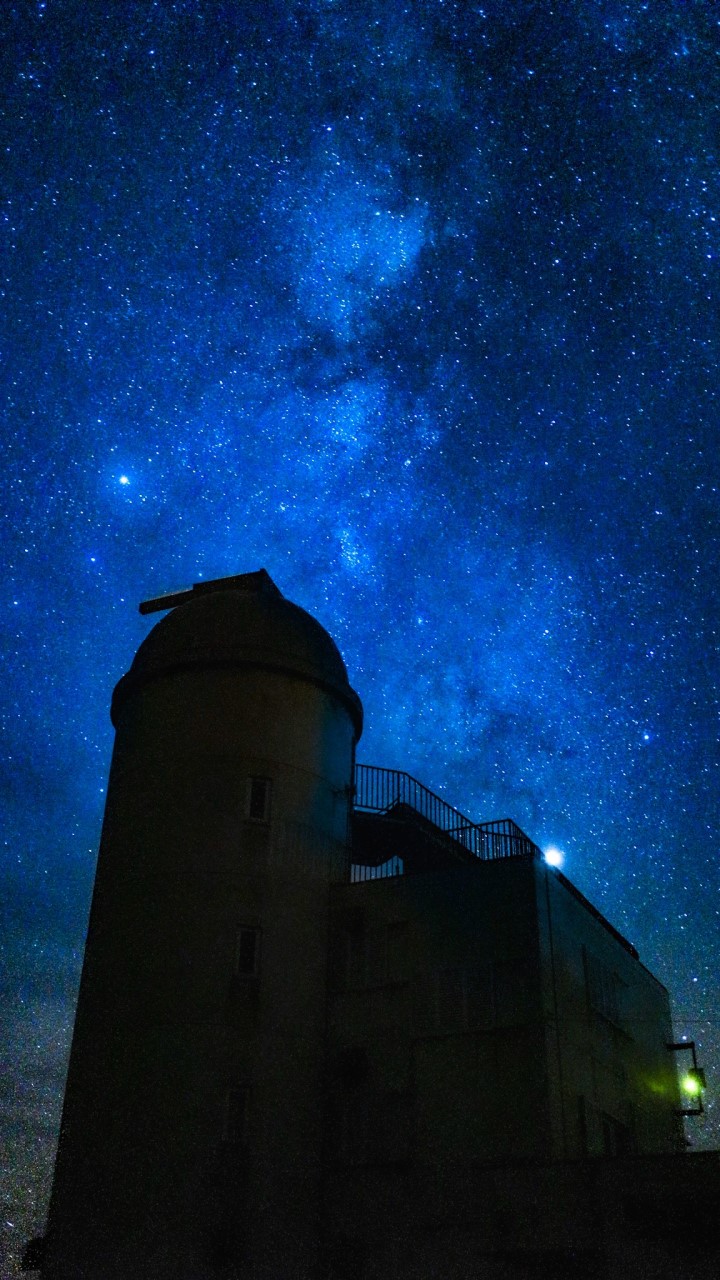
[352,762,638,958]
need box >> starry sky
[2,0,719,1268]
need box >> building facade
[37,572,716,1279]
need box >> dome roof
[111,570,362,734]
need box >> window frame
[583,946,622,1027]
[235,925,262,978]
[246,776,272,823]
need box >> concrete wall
[323,1152,720,1279]
[44,665,356,1280]
[326,852,685,1269]
[534,861,683,1159]
[328,859,550,1181]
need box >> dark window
[600,1111,632,1157]
[430,966,495,1033]
[235,927,261,976]
[583,947,621,1024]
[247,776,271,822]
[223,1086,247,1144]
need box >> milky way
[2,2,718,1269]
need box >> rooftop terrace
[354,763,541,863]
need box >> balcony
[352,764,540,880]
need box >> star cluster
[1,2,718,1269]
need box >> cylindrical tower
[42,571,362,1279]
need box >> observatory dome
[111,570,363,733]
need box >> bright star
[119,475,130,485]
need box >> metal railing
[350,856,404,883]
[354,763,540,863]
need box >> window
[223,1086,247,1144]
[235,926,261,977]
[246,776,271,822]
[430,965,494,1033]
[600,1111,632,1157]
[583,947,620,1025]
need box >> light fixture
[543,845,564,868]
[668,1042,707,1116]
[681,1067,706,1097]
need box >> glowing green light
[682,1072,702,1097]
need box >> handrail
[354,763,541,862]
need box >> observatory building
[37,572,717,1279]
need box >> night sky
[2,0,719,1269]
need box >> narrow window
[247,776,271,822]
[583,947,620,1024]
[235,926,261,977]
[600,1111,632,1157]
[223,1086,247,1144]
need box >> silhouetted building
[37,572,717,1279]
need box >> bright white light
[544,846,564,869]
[119,474,130,485]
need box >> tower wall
[43,584,361,1280]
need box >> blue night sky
[2,1,719,1269]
